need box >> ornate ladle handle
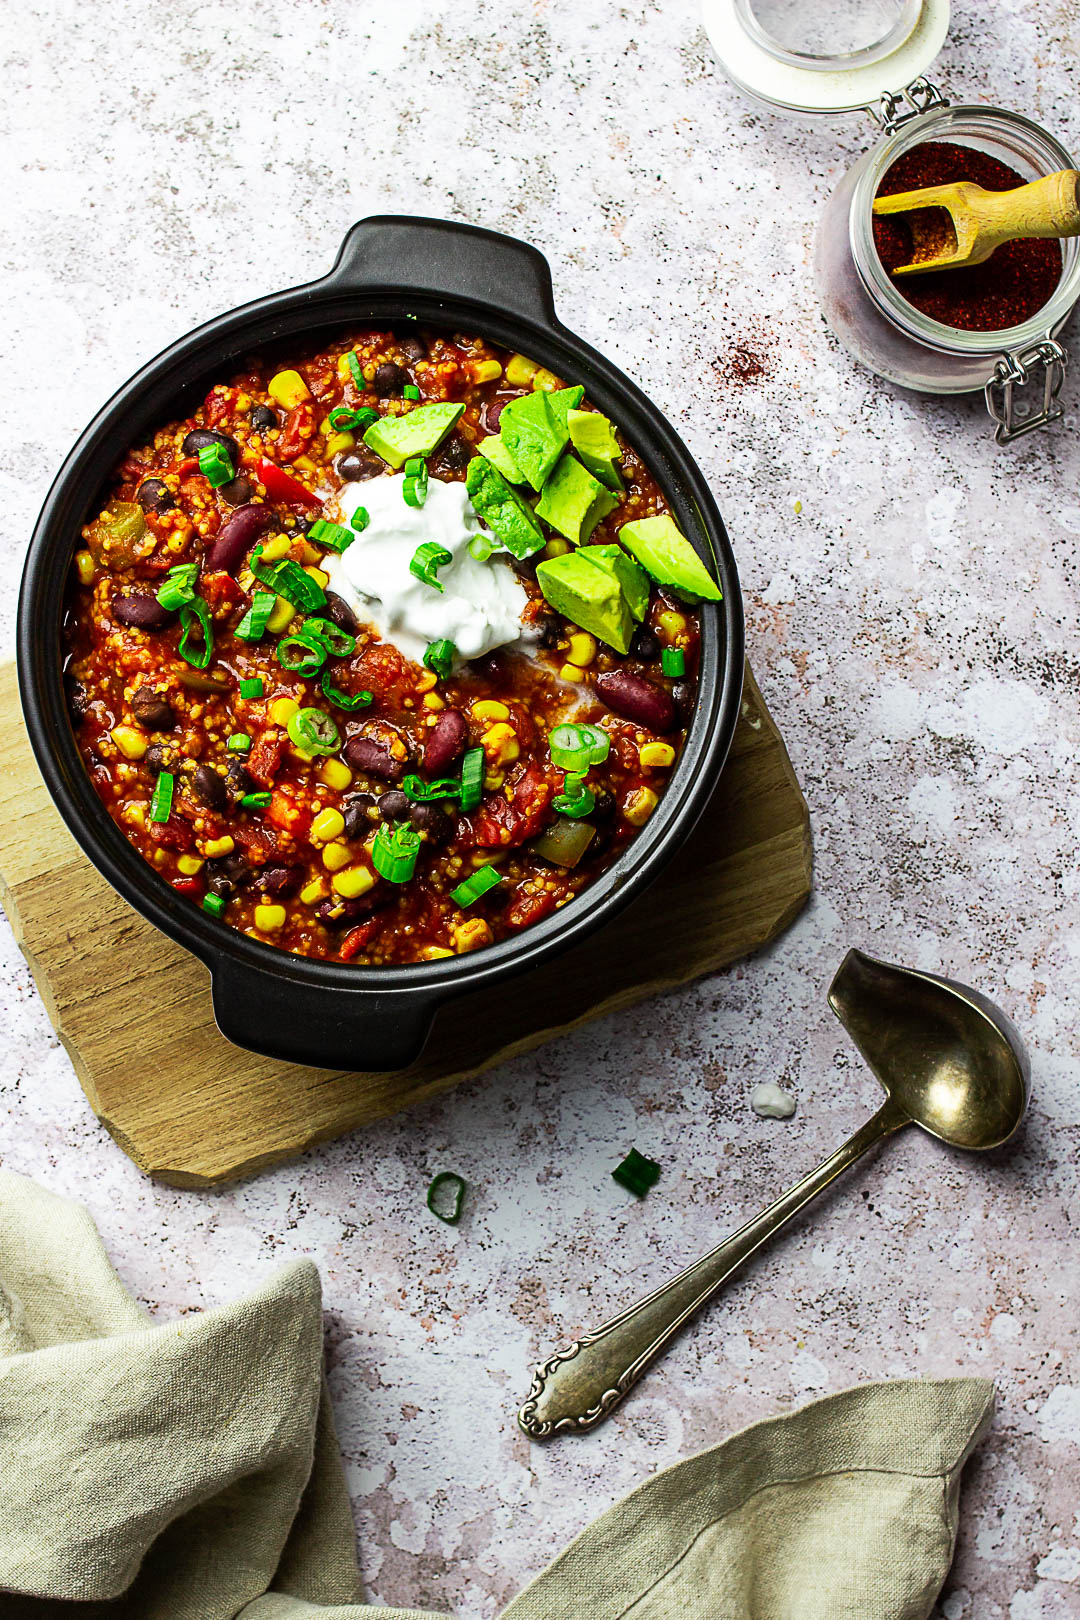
[518,1100,906,1439]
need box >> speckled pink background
[2,1,1079,1614]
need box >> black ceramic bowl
[20,217,744,1072]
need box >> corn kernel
[420,945,455,960]
[267,596,295,635]
[472,699,509,722]
[482,722,519,764]
[337,353,354,380]
[639,742,676,769]
[415,669,438,692]
[453,917,494,953]
[111,726,147,760]
[483,770,505,790]
[542,538,570,560]
[267,369,311,409]
[322,841,351,871]
[505,353,539,387]
[310,807,346,845]
[254,535,287,563]
[301,877,329,905]
[75,549,95,586]
[293,455,319,475]
[531,367,563,392]
[177,854,205,875]
[203,835,235,858]
[255,903,286,932]
[567,632,597,667]
[422,692,445,711]
[332,865,376,899]
[122,802,146,828]
[319,758,353,791]
[658,610,688,640]
[469,359,503,384]
[270,696,299,727]
[624,787,659,826]
[325,431,355,457]
[304,566,329,588]
[560,663,587,683]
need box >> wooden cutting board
[0,661,810,1187]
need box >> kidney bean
[191,763,228,810]
[181,428,240,462]
[630,626,660,662]
[250,405,277,431]
[130,686,175,730]
[423,708,468,775]
[113,591,173,630]
[344,736,401,780]
[336,450,384,482]
[220,475,254,507]
[373,362,405,396]
[377,790,409,821]
[409,801,450,844]
[595,670,676,734]
[341,793,376,839]
[206,503,274,573]
[258,865,300,896]
[325,592,361,635]
[136,478,173,514]
[481,397,510,432]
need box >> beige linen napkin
[0,1169,993,1620]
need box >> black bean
[225,760,253,802]
[377,790,409,821]
[537,614,562,650]
[590,786,617,821]
[206,503,274,573]
[258,865,300,896]
[423,709,468,775]
[220,475,254,507]
[182,428,240,461]
[130,687,175,731]
[344,736,401,780]
[65,676,89,724]
[372,362,405,396]
[409,801,450,844]
[144,743,176,776]
[113,591,173,630]
[439,435,470,471]
[250,405,278,431]
[595,669,676,734]
[136,478,173,514]
[341,793,376,839]
[325,592,361,635]
[191,763,228,811]
[672,681,695,725]
[336,450,384,482]
[398,335,426,361]
[206,851,251,898]
[630,626,660,662]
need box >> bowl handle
[322,215,559,327]
[209,959,438,1073]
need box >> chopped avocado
[567,408,624,493]
[362,402,464,469]
[581,543,650,621]
[498,392,568,490]
[535,453,618,545]
[465,457,545,559]
[618,514,722,602]
[536,551,634,654]
[477,434,525,483]
[542,385,585,433]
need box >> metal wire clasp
[985,339,1068,444]
[872,77,950,135]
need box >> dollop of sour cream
[321,475,529,665]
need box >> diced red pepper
[256,457,322,507]
[277,401,317,462]
[339,918,382,960]
[246,731,285,787]
[200,570,244,614]
[171,876,204,897]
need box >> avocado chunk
[618,514,722,602]
[567,408,624,493]
[581,542,650,621]
[535,454,619,545]
[540,384,585,433]
[535,550,634,654]
[477,434,525,483]
[362,402,465,469]
[498,392,568,491]
[465,456,545,559]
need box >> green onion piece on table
[401,774,461,802]
[286,707,340,755]
[403,383,421,401]
[250,550,327,613]
[402,457,429,509]
[611,1147,661,1198]
[459,747,484,812]
[202,893,227,918]
[198,443,235,487]
[423,639,455,680]
[148,770,174,824]
[468,532,494,562]
[426,1171,466,1225]
[306,518,355,555]
[351,506,370,532]
[156,563,199,612]
[450,866,502,907]
[240,791,271,809]
[178,598,214,668]
[239,677,264,699]
[234,591,276,642]
[346,351,365,389]
[661,646,686,678]
[372,822,421,883]
[320,671,372,711]
[277,636,326,676]
[409,541,451,592]
[227,733,251,753]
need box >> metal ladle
[518,948,1030,1440]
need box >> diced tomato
[204,387,235,427]
[149,816,195,852]
[256,457,322,507]
[201,571,244,614]
[171,876,204,897]
[471,760,554,847]
[356,642,411,704]
[246,732,284,787]
[266,790,311,840]
[505,889,558,930]
[339,918,382,960]
[277,401,317,462]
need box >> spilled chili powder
[873,141,1062,331]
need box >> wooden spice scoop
[872,167,1080,275]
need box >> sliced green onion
[403,457,429,509]
[300,617,356,657]
[459,746,484,812]
[148,770,174,824]
[612,1147,661,1198]
[320,671,372,711]
[661,646,686,678]
[240,791,271,809]
[277,635,326,676]
[554,772,596,817]
[372,822,421,883]
[307,518,355,554]
[427,1171,466,1225]
[423,639,456,680]
[328,405,359,430]
[178,598,213,669]
[451,866,501,907]
[409,541,451,592]
[251,549,327,613]
[576,723,610,765]
[403,383,421,401]
[202,892,226,918]
[549,722,609,771]
[351,505,370,532]
[402,774,461,802]
[346,351,365,389]
[156,563,198,611]
[239,677,264,699]
[286,707,341,755]
[227,733,252,753]
[234,591,276,642]
[198,443,235,487]
[468,532,495,562]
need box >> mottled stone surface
[2,0,1079,1614]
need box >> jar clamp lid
[701,0,1076,441]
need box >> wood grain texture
[0,661,811,1187]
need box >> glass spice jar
[702,0,1080,441]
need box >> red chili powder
[873,141,1062,331]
